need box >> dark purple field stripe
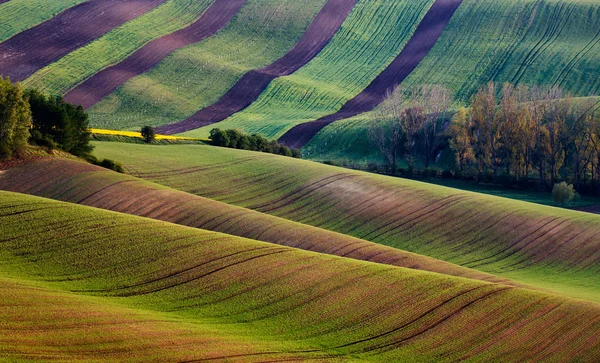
[0,0,11,4]
[64,0,247,109]
[278,0,464,149]
[155,0,358,135]
[0,0,166,81]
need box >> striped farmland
[1,190,599,362]
[93,142,600,303]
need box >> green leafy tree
[0,77,32,159]
[552,182,575,206]
[141,126,155,144]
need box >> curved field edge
[1,190,600,362]
[0,157,518,287]
[23,0,215,96]
[0,0,86,43]
[85,0,329,130]
[182,0,436,139]
[92,142,600,303]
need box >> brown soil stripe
[278,0,464,149]
[0,0,166,81]
[63,0,247,109]
[155,0,358,135]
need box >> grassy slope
[86,0,327,130]
[1,190,600,362]
[93,142,600,303]
[401,0,600,102]
[23,0,214,96]
[0,0,86,43]
[0,157,517,286]
[180,0,434,139]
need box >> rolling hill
[0,0,595,149]
[1,190,599,361]
[92,142,600,303]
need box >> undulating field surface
[278,0,463,149]
[63,0,247,110]
[179,0,435,140]
[0,0,85,43]
[155,0,358,135]
[0,0,166,81]
[2,191,600,362]
[401,0,600,101]
[84,0,329,130]
[23,0,215,96]
[94,142,600,303]
[0,157,517,286]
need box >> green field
[86,0,328,130]
[1,190,599,361]
[401,0,600,102]
[0,157,518,286]
[93,142,600,303]
[180,0,434,139]
[0,0,86,43]
[23,0,215,95]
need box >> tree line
[0,77,124,171]
[210,128,301,158]
[369,82,600,193]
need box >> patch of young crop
[179,0,435,139]
[402,0,600,102]
[24,0,214,96]
[92,142,600,303]
[0,0,85,43]
[87,0,328,130]
[2,190,600,361]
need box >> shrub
[141,126,155,144]
[552,182,575,206]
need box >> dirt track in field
[64,0,247,109]
[0,0,165,81]
[278,0,464,149]
[155,0,358,135]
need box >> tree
[369,88,404,170]
[420,85,452,168]
[0,77,32,159]
[448,108,473,175]
[141,126,155,144]
[552,182,575,206]
[470,82,499,178]
[27,89,93,157]
[209,128,229,146]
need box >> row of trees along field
[0,77,101,162]
[369,83,600,193]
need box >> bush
[208,128,301,158]
[87,155,125,173]
[552,182,575,206]
[141,126,155,144]
[29,129,57,150]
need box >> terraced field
[0,0,85,43]
[24,0,215,96]
[2,191,600,362]
[93,142,600,303]
[0,0,166,81]
[178,0,435,139]
[0,157,517,286]
[84,0,329,130]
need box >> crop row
[0,157,515,285]
[402,0,600,101]
[0,0,85,43]
[23,0,214,96]
[86,0,328,130]
[179,0,435,139]
[1,190,599,361]
[93,142,600,303]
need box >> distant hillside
[0,0,596,154]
